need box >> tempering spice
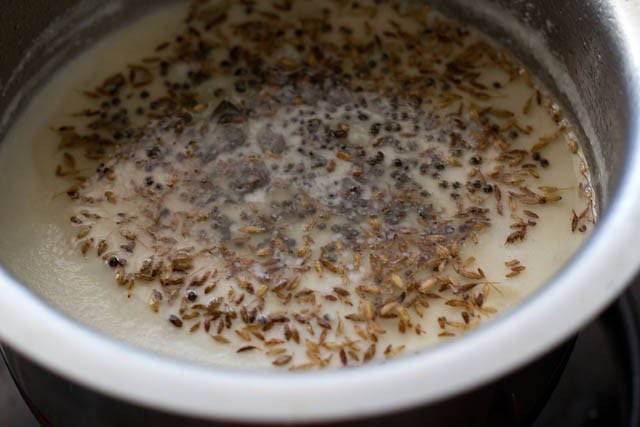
[53,0,594,369]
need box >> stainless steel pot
[1,0,639,425]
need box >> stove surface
[0,353,34,426]
[3,283,639,427]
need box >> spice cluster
[54,0,594,369]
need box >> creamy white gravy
[0,0,593,369]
